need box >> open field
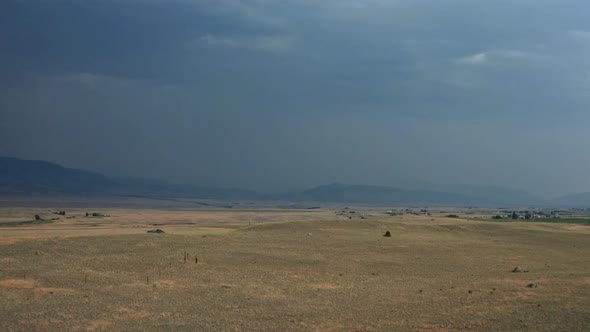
[0,203,589,331]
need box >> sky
[1,0,590,196]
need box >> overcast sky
[1,0,590,196]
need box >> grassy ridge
[0,217,588,331]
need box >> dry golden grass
[0,205,588,331]
[0,206,336,243]
[0,279,36,289]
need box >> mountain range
[0,156,587,207]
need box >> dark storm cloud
[1,0,590,195]
[0,0,278,81]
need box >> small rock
[512,266,529,273]
[527,283,538,288]
[221,284,232,289]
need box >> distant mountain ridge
[554,192,590,207]
[0,156,260,200]
[298,183,472,205]
[0,156,113,195]
[0,156,588,207]
[426,184,546,206]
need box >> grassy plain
[0,203,589,331]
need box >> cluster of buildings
[510,211,561,220]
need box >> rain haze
[2,3,590,331]
[2,0,590,197]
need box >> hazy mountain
[0,156,260,199]
[0,156,571,207]
[554,193,590,208]
[0,156,114,195]
[299,183,472,206]
[427,184,545,206]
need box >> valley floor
[0,206,589,331]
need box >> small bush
[492,215,503,219]
[383,230,392,237]
[446,214,459,218]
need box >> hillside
[0,157,260,200]
[299,183,473,205]
[555,192,590,207]
[0,156,113,195]
[428,184,545,206]
[0,156,575,206]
